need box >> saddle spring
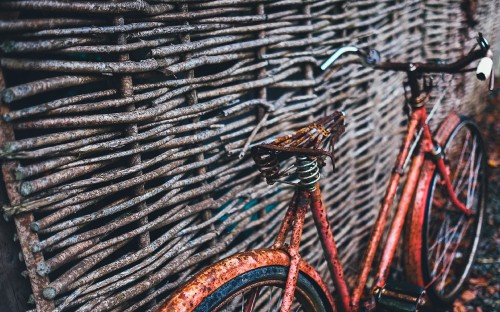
[252,149,280,184]
[296,156,320,192]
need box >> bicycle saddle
[251,111,345,184]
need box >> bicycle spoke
[276,292,283,312]
[241,290,245,312]
[267,287,273,311]
[452,131,473,192]
[428,216,446,255]
[452,151,472,197]
[431,217,454,276]
[466,137,477,207]
[452,130,471,188]
[467,151,482,209]
[243,288,260,312]
[431,212,468,277]
[270,288,283,311]
[210,282,314,312]
[231,290,244,310]
[436,218,470,293]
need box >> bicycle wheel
[160,249,334,312]
[193,266,331,312]
[405,115,486,307]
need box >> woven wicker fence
[0,1,498,311]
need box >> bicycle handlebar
[321,33,494,88]
[373,48,490,74]
[320,46,381,71]
[320,46,361,70]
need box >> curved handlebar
[320,46,381,71]
[321,34,493,78]
[320,46,360,71]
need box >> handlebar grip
[476,57,493,81]
[320,46,359,71]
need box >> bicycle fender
[159,248,335,312]
[404,112,461,286]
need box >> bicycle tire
[160,249,335,312]
[405,114,486,307]
[193,265,332,312]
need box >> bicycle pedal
[374,282,426,312]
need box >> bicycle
[158,33,494,312]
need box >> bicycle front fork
[432,145,471,215]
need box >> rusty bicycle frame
[161,34,493,312]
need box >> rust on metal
[0,2,495,311]
[251,111,345,184]
[272,191,298,249]
[351,109,422,310]
[159,249,335,312]
[280,190,309,312]
[375,151,426,288]
[310,184,351,312]
[404,112,462,287]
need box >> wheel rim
[424,122,485,300]
[213,281,315,312]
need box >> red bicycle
[159,34,494,312]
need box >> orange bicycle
[159,33,494,312]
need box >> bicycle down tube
[351,109,423,311]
